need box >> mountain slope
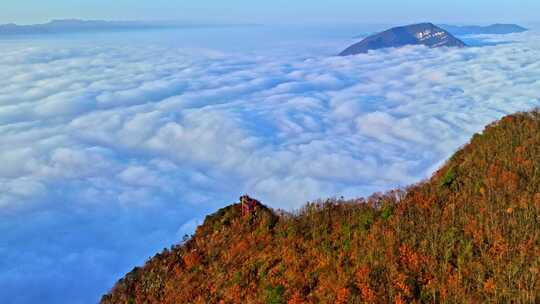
[440,23,528,35]
[340,23,466,56]
[102,110,540,303]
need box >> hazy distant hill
[340,23,466,56]
[0,19,258,35]
[440,23,528,35]
[101,110,540,303]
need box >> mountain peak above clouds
[340,22,466,56]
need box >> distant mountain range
[340,23,466,56]
[439,23,528,35]
[0,19,259,35]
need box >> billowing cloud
[1,31,539,303]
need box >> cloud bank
[0,31,539,303]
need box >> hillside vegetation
[102,110,540,303]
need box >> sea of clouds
[1,28,539,303]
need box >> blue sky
[1,0,538,24]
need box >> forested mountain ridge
[102,110,540,303]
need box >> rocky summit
[340,22,466,56]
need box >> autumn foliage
[102,110,540,303]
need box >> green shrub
[264,284,285,304]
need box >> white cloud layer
[0,30,539,303]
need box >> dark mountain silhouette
[101,110,540,303]
[0,20,169,35]
[440,23,528,35]
[340,23,466,56]
[0,19,259,35]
